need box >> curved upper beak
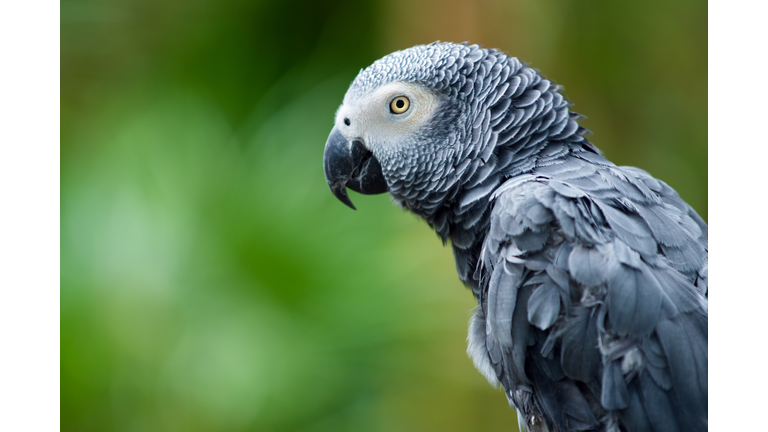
[323,127,388,210]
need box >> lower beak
[323,127,388,210]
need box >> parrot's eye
[390,96,410,114]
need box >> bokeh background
[61,1,706,431]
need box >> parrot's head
[323,42,586,242]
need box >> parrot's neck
[420,142,600,296]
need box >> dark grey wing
[474,159,707,432]
[619,165,708,295]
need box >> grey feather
[528,282,561,330]
[516,230,550,252]
[635,374,681,432]
[487,260,518,352]
[596,202,657,256]
[560,308,600,383]
[655,315,708,416]
[601,360,629,410]
[568,244,619,288]
[612,238,644,269]
[642,335,673,391]
[620,382,655,432]
[635,204,689,248]
[510,284,535,380]
[607,264,663,336]
[549,180,587,199]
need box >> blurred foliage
[61,0,706,431]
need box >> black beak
[323,127,388,210]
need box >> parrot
[322,42,707,432]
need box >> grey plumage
[323,42,707,431]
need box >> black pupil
[396,99,404,109]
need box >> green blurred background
[61,0,706,431]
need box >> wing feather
[476,160,707,431]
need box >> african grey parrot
[322,42,707,432]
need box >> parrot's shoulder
[473,156,708,431]
[483,156,707,290]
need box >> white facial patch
[334,82,441,152]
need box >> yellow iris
[390,96,410,114]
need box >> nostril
[344,118,351,126]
